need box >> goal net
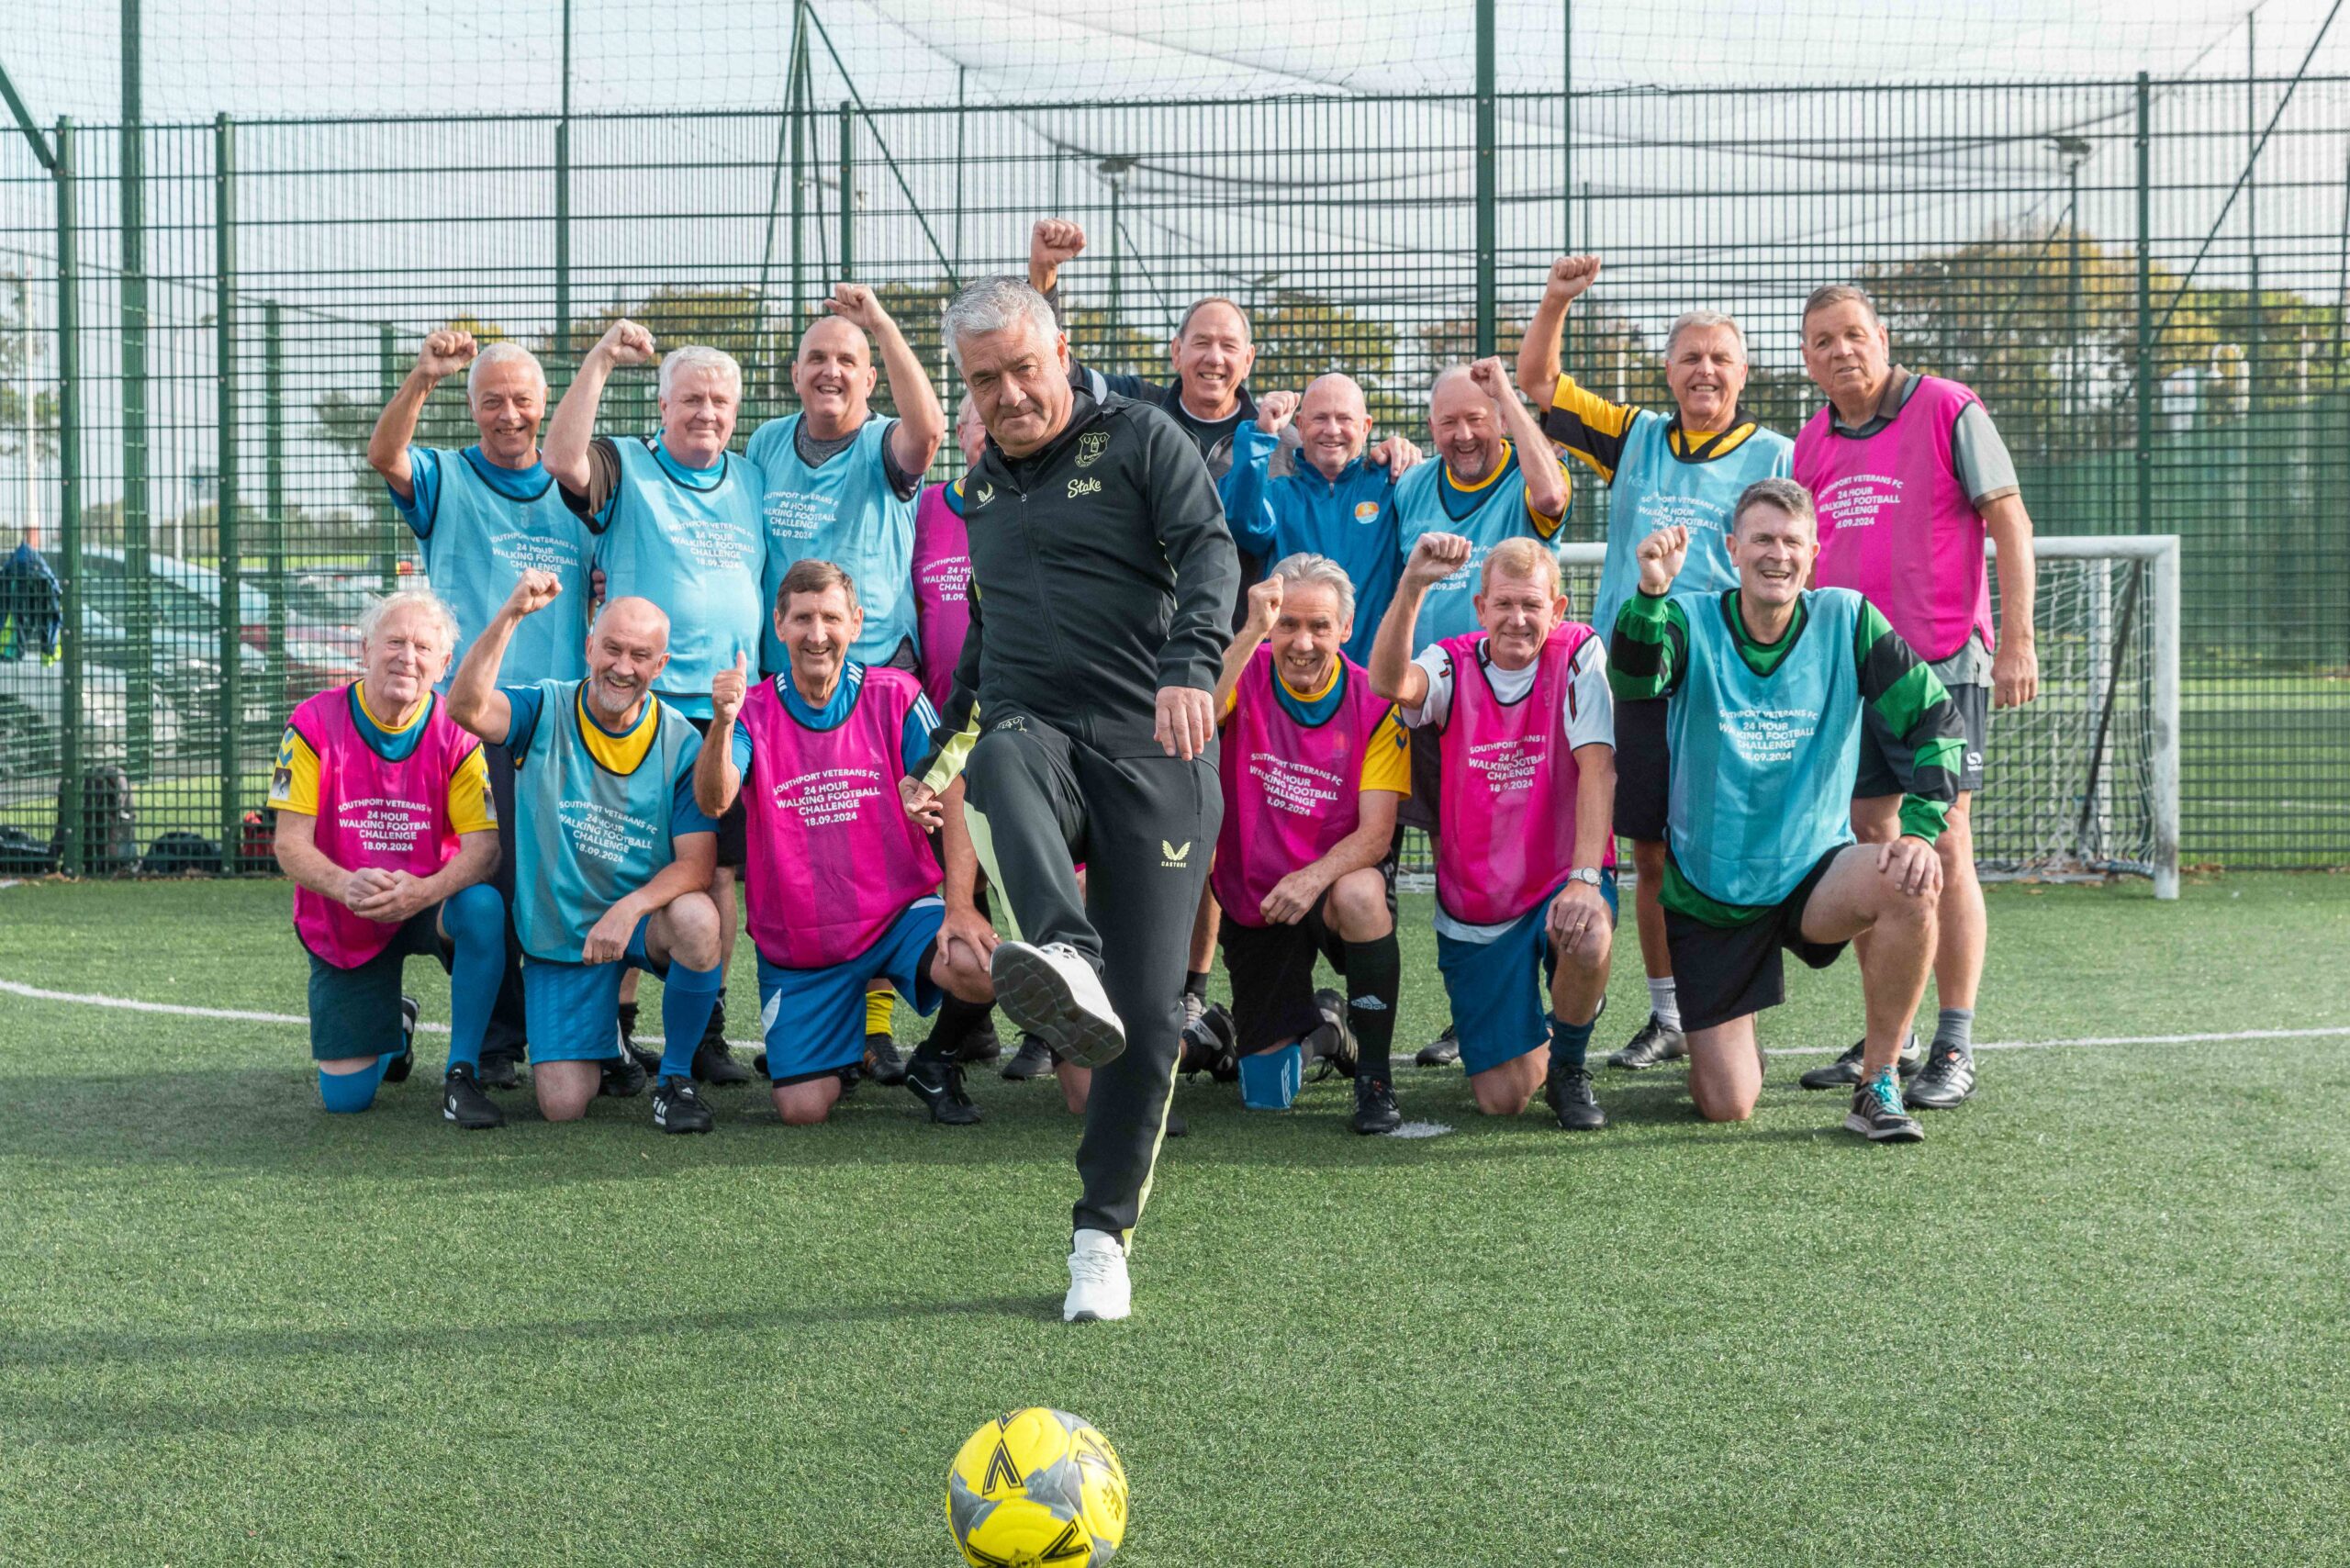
[1397,535,2180,899]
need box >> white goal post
[1549,534,2181,900]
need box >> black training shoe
[1905,1047,1977,1110]
[1845,1071,1925,1142]
[1162,1113,1190,1139]
[1180,1002,1238,1081]
[1416,1023,1460,1069]
[955,1022,1005,1066]
[1545,1063,1608,1131]
[651,1075,713,1134]
[1002,1035,1055,1081]
[442,1064,505,1129]
[476,1047,522,1090]
[599,1049,646,1098]
[386,996,420,1083]
[904,1055,981,1125]
[1309,990,1359,1081]
[618,1002,660,1078]
[864,1030,910,1087]
[1797,1034,1923,1090]
[1351,1074,1402,1136]
[690,997,749,1085]
[1608,1012,1686,1070]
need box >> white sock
[1648,977,1681,1032]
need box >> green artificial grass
[2,873,2346,1565]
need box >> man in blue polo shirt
[367,329,590,1092]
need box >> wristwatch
[1566,867,1604,889]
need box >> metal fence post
[377,322,400,591]
[55,118,83,876]
[264,300,285,723]
[121,1,154,784]
[2135,71,2154,539]
[1473,0,1497,356]
[554,0,573,355]
[215,113,241,860]
[838,100,856,283]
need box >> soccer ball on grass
[946,1406,1128,1566]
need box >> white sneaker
[1063,1228,1132,1322]
[990,941,1127,1069]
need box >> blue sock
[319,1054,392,1114]
[1550,1013,1595,1072]
[657,959,725,1081]
[439,882,505,1072]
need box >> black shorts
[1662,846,1851,1034]
[683,713,749,868]
[304,907,449,1060]
[1396,723,1442,833]
[1613,696,1670,843]
[1216,858,1397,1055]
[1855,682,1986,797]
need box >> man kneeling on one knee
[1371,533,1618,1128]
[272,590,508,1126]
[448,571,728,1132]
[1211,553,1411,1134]
[696,559,996,1127]
[1607,477,1962,1141]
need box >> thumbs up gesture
[711,650,750,723]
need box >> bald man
[449,571,729,1133]
[1249,374,1420,665]
[746,284,946,675]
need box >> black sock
[1342,935,1401,1079]
[1183,969,1210,1004]
[916,995,992,1063]
[617,1002,639,1044]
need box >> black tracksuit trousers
[962,712,1221,1241]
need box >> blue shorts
[756,900,946,1085]
[520,915,666,1064]
[1436,873,1618,1077]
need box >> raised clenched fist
[595,318,657,368]
[505,568,564,618]
[1254,389,1300,436]
[823,283,890,331]
[417,329,478,380]
[1404,532,1474,590]
[1636,525,1689,595]
[1467,356,1515,408]
[1544,254,1601,305]
[1030,218,1087,271]
[1245,574,1285,632]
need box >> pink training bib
[1796,373,1995,664]
[737,667,942,969]
[912,482,974,711]
[1434,624,1610,927]
[288,685,479,968]
[1212,647,1395,928]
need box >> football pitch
[3,874,2347,1565]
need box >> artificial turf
[2,873,2346,1565]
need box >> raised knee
[666,894,722,965]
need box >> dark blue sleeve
[672,734,721,837]
[389,446,441,539]
[902,693,939,775]
[499,681,545,766]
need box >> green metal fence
[1,71,2346,872]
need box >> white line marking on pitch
[5,979,2349,1061]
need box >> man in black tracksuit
[909,275,1237,1321]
